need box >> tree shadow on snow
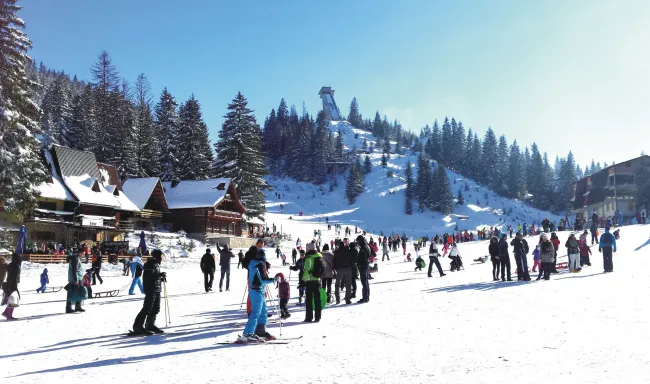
[422,280,531,293]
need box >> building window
[38,201,57,211]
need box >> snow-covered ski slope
[265,121,561,238]
[3,221,650,383]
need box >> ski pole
[239,282,248,310]
[163,281,171,326]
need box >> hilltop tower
[318,86,341,121]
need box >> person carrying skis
[216,243,235,292]
[599,227,617,273]
[132,249,166,335]
[498,234,512,281]
[427,241,445,278]
[302,243,323,322]
[511,233,530,281]
[36,268,49,293]
[239,249,276,342]
[488,236,500,281]
[200,249,215,293]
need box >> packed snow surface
[3,216,650,383]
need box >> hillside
[264,121,561,239]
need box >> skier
[239,249,276,342]
[356,235,371,304]
[216,243,234,292]
[565,233,581,272]
[333,238,353,305]
[488,236,500,281]
[132,249,167,335]
[200,249,215,293]
[65,250,87,313]
[511,233,530,281]
[302,243,323,322]
[1,253,22,320]
[275,246,281,259]
[537,234,555,280]
[599,227,617,273]
[498,234,512,281]
[36,268,49,293]
[275,273,291,319]
[427,241,445,278]
[320,244,335,303]
[382,240,390,261]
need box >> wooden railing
[23,254,135,264]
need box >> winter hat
[306,243,316,252]
[43,268,48,273]
[256,249,267,259]
[275,272,285,282]
[151,249,163,262]
[356,235,366,245]
[322,244,330,251]
[206,248,211,254]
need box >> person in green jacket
[302,242,322,323]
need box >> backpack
[311,257,325,278]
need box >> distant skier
[237,250,244,269]
[200,249,215,293]
[132,249,167,335]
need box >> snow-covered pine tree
[555,151,578,212]
[67,84,95,150]
[345,157,364,204]
[155,88,180,182]
[310,111,328,185]
[441,117,452,166]
[348,97,362,127]
[496,135,509,195]
[106,82,136,179]
[364,155,372,174]
[434,165,454,214]
[506,140,525,198]
[335,128,344,160]
[284,105,301,174]
[381,153,387,168]
[177,95,212,180]
[0,0,48,214]
[457,189,465,205]
[382,137,391,155]
[90,51,120,162]
[41,75,72,148]
[429,120,441,162]
[353,157,365,197]
[288,111,311,181]
[415,153,431,212]
[372,111,383,137]
[404,160,414,215]
[132,73,159,177]
[213,92,268,217]
[481,127,499,188]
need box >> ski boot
[236,334,263,344]
[146,325,165,334]
[255,325,276,341]
[75,303,85,312]
[66,302,75,314]
[132,327,154,336]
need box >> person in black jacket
[427,242,445,278]
[510,233,530,281]
[216,243,234,292]
[498,234,512,281]
[237,250,244,269]
[200,249,215,292]
[488,236,500,281]
[1,253,22,320]
[333,238,353,304]
[356,235,371,303]
[289,250,306,304]
[132,249,167,335]
[91,251,103,285]
[291,248,298,265]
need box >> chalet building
[122,178,169,230]
[23,145,140,247]
[162,179,251,242]
[571,155,650,221]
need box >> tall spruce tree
[107,82,136,178]
[348,97,362,127]
[415,153,432,212]
[430,120,441,162]
[155,88,180,182]
[481,127,499,188]
[68,84,95,150]
[441,117,453,166]
[132,73,159,177]
[177,95,212,180]
[506,140,525,198]
[496,135,509,195]
[41,75,72,148]
[0,0,48,213]
[404,160,414,215]
[90,51,120,162]
[345,157,364,204]
[213,92,268,217]
[434,164,454,214]
[364,155,372,174]
[310,111,328,184]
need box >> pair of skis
[217,335,303,346]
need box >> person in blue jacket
[599,227,617,273]
[36,268,49,293]
[239,249,276,343]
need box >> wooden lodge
[122,178,169,230]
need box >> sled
[94,289,120,298]
[38,286,63,293]
[556,262,568,269]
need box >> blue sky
[20,0,649,168]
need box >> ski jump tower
[319,86,341,121]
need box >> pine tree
[506,140,525,198]
[289,111,311,181]
[345,157,365,204]
[155,88,180,182]
[457,189,465,205]
[381,153,387,168]
[496,135,509,194]
[382,138,391,155]
[177,95,212,180]
[364,155,372,174]
[430,120,441,162]
[90,51,120,162]
[434,164,454,214]
[441,117,452,166]
[372,111,383,137]
[0,0,48,213]
[415,153,432,212]
[41,75,72,148]
[348,97,362,127]
[481,127,499,188]
[335,128,344,160]
[107,82,136,179]
[213,92,268,217]
[310,111,328,184]
[68,84,95,150]
[404,160,414,215]
[132,73,159,177]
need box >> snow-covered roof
[37,150,76,201]
[123,178,163,210]
[113,189,140,212]
[63,175,122,209]
[34,208,74,216]
[162,179,232,210]
[247,217,265,225]
[0,217,20,232]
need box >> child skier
[275,272,291,319]
[36,268,49,293]
[415,255,425,271]
[531,245,541,272]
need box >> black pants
[133,292,161,330]
[428,256,443,277]
[580,255,591,267]
[237,259,242,269]
[500,258,511,280]
[292,255,297,265]
[602,247,614,272]
[305,281,321,321]
[279,298,289,318]
[359,264,370,301]
[335,268,352,303]
[92,267,103,285]
[203,271,214,292]
[321,278,332,301]
[492,260,500,279]
[219,268,230,290]
[591,233,598,244]
[514,253,530,280]
[541,262,552,280]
